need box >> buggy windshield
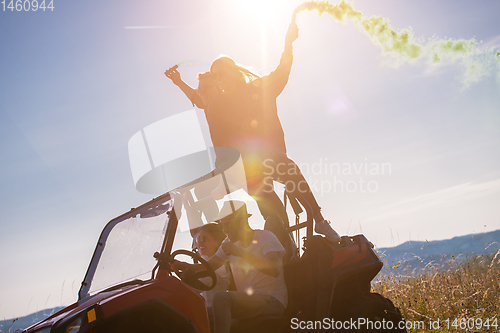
[79,196,173,299]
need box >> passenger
[165,67,290,228]
[207,21,340,241]
[173,200,288,333]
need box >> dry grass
[373,250,500,332]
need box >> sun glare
[236,0,297,22]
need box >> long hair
[210,56,260,84]
[197,71,212,81]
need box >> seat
[264,215,298,263]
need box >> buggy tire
[332,292,407,332]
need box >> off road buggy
[20,170,405,333]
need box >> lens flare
[294,1,499,88]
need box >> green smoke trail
[496,50,500,84]
[294,1,499,88]
[294,1,422,60]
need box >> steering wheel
[171,250,217,291]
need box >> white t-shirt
[215,230,288,308]
[200,261,232,307]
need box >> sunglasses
[196,236,211,243]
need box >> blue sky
[1,0,499,320]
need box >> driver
[174,200,287,333]
[195,223,232,329]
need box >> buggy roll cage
[78,160,315,302]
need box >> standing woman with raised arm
[164,67,291,228]
[207,17,340,241]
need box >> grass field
[373,251,500,332]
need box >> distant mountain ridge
[1,307,63,333]
[376,229,500,275]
